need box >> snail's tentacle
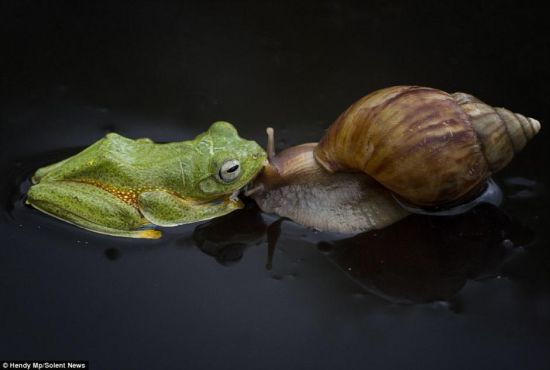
[266,127,276,161]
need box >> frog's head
[192,121,267,201]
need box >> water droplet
[432,301,451,309]
[317,242,333,253]
[504,177,546,200]
[502,239,514,249]
[104,248,121,261]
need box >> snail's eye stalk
[244,184,264,197]
[266,127,275,162]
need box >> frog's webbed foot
[138,191,243,227]
[26,181,161,239]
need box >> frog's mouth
[228,189,240,201]
[210,189,242,205]
[214,169,264,205]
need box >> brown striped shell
[314,86,541,207]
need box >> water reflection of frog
[26,122,266,239]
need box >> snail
[246,86,541,233]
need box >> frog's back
[34,133,190,190]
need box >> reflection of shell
[314,86,541,207]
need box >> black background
[1,1,549,370]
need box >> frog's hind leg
[26,181,161,239]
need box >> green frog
[26,121,267,239]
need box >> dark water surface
[1,1,550,369]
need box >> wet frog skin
[26,121,267,239]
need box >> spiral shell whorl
[315,86,541,207]
[452,92,541,173]
[315,86,489,206]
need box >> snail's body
[250,143,409,233]
[250,86,541,233]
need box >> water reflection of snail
[191,203,532,304]
[319,204,533,304]
[247,86,541,233]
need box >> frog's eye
[216,159,241,183]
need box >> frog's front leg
[138,191,243,226]
[26,181,161,239]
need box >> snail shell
[315,86,540,207]
[250,86,541,233]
